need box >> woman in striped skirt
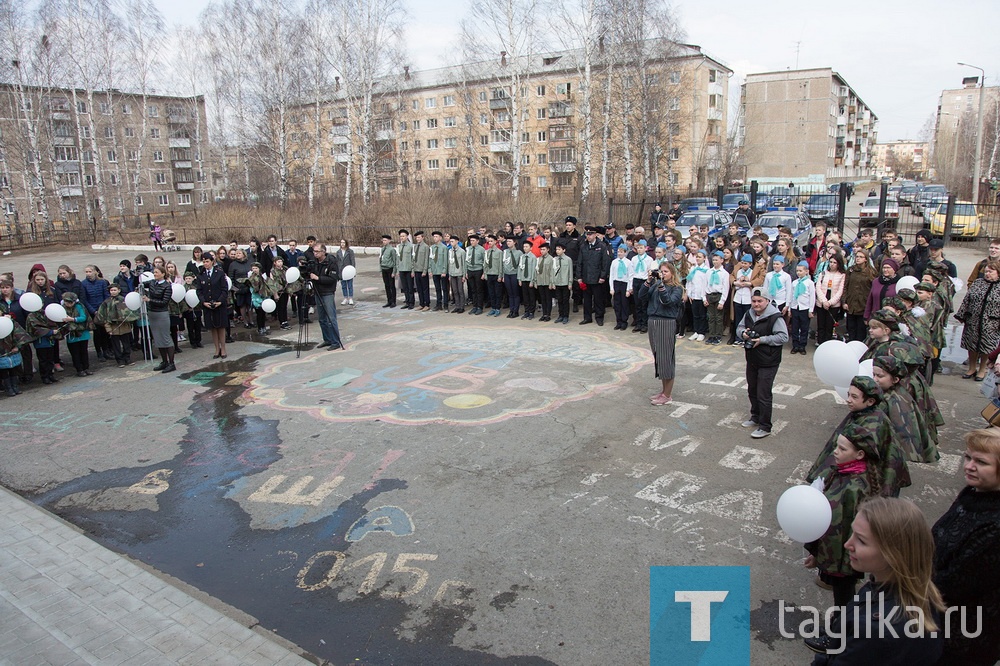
[639,262,684,406]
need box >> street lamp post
[958,62,986,204]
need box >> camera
[649,269,660,280]
[743,330,760,349]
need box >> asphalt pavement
[0,241,988,665]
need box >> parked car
[673,208,732,238]
[748,192,772,214]
[887,184,903,201]
[912,185,949,217]
[929,201,983,239]
[829,182,855,198]
[755,208,813,248]
[769,187,796,207]
[677,197,717,212]
[858,196,900,227]
[803,194,840,223]
[897,184,921,206]
[721,193,746,213]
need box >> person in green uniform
[502,237,523,318]
[517,239,537,320]
[429,231,450,311]
[465,234,485,314]
[397,229,415,310]
[550,243,574,324]
[378,234,398,308]
[447,236,467,313]
[872,354,939,464]
[533,244,554,321]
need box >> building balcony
[55,162,80,174]
[330,125,349,136]
[173,160,192,169]
[51,111,71,121]
[375,159,394,173]
[175,181,195,191]
[489,97,511,110]
[58,186,83,197]
[489,142,511,153]
[169,138,191,149]
[53,136,76,146]
[708,82,725,96]
[550,162,576,173]
[375,129,393,141]
[167,114,187,124]
[836,115,846,126]
[333,154,350,163]
[331,134,349,145]
[708,108,723,121]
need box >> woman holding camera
[639,262,684,406]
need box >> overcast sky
[156,0,998,142]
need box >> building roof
[744,67,877,122]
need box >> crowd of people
[0,213,997,664]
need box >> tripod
[136,280,155,366]
[295,283,311,359]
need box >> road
[0,244,985,665]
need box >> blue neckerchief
[793,276,808,301]
[769,271,783,297]
[617,260,627,279]
[709,267,722,288]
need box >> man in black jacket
[309,244,343,350]
[259,234,288,275]
[576,226,611,326]
[558,216,583,311]
[735,289,789,439]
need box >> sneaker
[348,298,354,305]
[342,298,349,305]
[650,394,673,406]
[696,334,705,342]
[55,363,64,372]
[688,332,699,340]
[803,635,839,654]
[650,392,665,401]
[741,419,758,428]
[750,428,771,439]
[732,340,744,347]
[178,334,186,342]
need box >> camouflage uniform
[806,382,911,497]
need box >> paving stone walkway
[0,486,315,665]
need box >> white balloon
[18,292,43,312]
[171,283,186,302]
[184,289,200,307]
[858,359,875,378]
[124,291,142,310]
[285,267,301,283]
[896,275,919,293]
[834,385,851,401]
[846,340,868,361]
[341,265,357,280]
[813,340,859,386]
[141,271,154,283]
[45,302,67,322]
[261,298,276,313]
[951,277,964,292]
[225,275,233,291]
[0,317,13,338]
[776,485,833,543]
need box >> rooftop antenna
[794,41,801,69]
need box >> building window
[124,126,134,137]
[100,101,111,114]
[122,103,131,114]
[158,194,169,206]
[178,193,192,205]
[76,101,88,114]
[556,83,571,95]
[81,126,91,138]
[427,139,438,149]
[127,150,139,161]
[490,129,511,143]
[54,146,78,161]
[413,119,420,130]
[537,108,546,119]
[479,91,487,102]
[426,118,438,129]
[537,153,547,165]
[107,150,117,162]
[148,105,158,117]
[64,199,79,213]
[135,195,143,206]
[555,174,573,187]
[444,116,456,127]
[414,160,421,171]
[400,141,408,150]
[153,150,163,162]
[425,97,436,108]
[537,131,547,142]
[200,192,209,203]
[427,159,439,169]
[709,69,717,83]
[156,172,167,184]
[444,137,457,148]
[669,71,680,84]
[669,172,679,185]
[496,111,510,122]
[413,139,421,149]
[104,126,114,138]
[150,128,160,138]
[669,148,679,161]
[537,176,547,187]
[85,174,95,186]
[444,95,455,106]
[522,154,529,165]
[669,123,680,136]
[670,97,680,111]
[536,85,546,96]
[480,135,489,146]
[549,148,575,163]
[399,120,407,130]
[446,158,457,169]
[480,113,488,125]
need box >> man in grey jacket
[735,288,789,439]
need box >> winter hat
[881,258,900,272]
[119,259,132,269]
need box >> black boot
[9,374,20,395]
[153,349,168,372]
[4,376,15,397]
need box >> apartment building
[739,68,878,186]
[0,84,210,234]
[933,77,999,183]
[871,140,929,180]
[285,40,731,200]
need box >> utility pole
[958,62,986,204]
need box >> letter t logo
[674,591,729,641]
